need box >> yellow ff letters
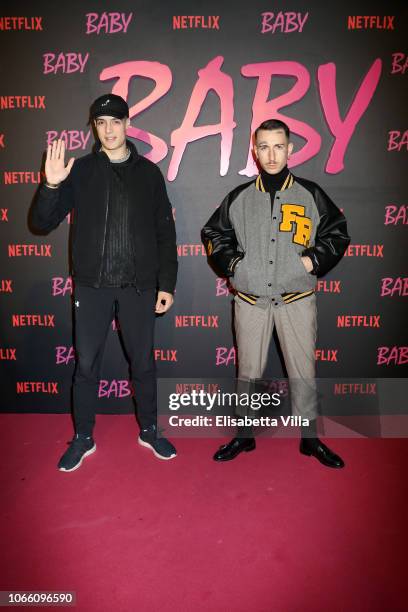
[279,204,312,246]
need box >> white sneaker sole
[58,443,96,472]
[138,437,177,460]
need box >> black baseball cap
[90,94,129,120]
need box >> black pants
[72,286,157,435]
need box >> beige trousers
[234,294,318,420]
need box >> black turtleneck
[260,166,290,216]
[260,165,290,197]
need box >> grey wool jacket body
[201,173,350,299]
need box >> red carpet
[0,414,406,611]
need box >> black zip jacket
[30,141,178,293]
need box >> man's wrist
[302,249,319,274]
[301,256,314,273]
[44,180,61,189]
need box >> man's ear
[288,142,294,157]
[254,145,259,160]
[125,117,130,129]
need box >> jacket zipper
[98,175,110,288]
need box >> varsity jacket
[202,172,350,304]
[30,141,178,293]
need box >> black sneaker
[58,434,96,472]
[138,424,177,460]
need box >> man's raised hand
[45,139,75,186]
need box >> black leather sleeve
[297,179,350,277]
[201,182,250,277]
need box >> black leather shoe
[300,438,345,469]
[213,437,256,462]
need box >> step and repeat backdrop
[0,1,407,414]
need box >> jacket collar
[256,171,294,192]
[95,139,140,163]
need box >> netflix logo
[175,315,219,328]
[343,244,383,257]
[0,280,12,293]
[316,280,341,293]
[175,383,219,393]
[17,382,58,394]
[315,349,338,362]
[334,383,377,395]
[0,96,45,109]
[177,244,206,256]
[337,315,380,328]
[0,348,16,361]
[3,171,44,185]
[8,244,51,257]
[0,16,43,30]
[347,15,395,30]
[12,314,55,327]
[154,349,177,362]
[173,15,220,30]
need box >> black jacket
[30,141,178,293]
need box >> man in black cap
[31,94,178,470]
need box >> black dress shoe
[213,437,256,462]
[300,438,345,469]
